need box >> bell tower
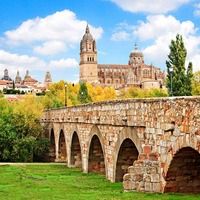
[79,24,98,83]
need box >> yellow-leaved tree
[87,83,116,102]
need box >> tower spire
[134,42,138,51]
[86,24,90,34]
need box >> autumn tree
[0,95,49,162]
[166,34,193,96]
[192,71,200,95]
[118,87,168,99]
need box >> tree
[185,62,193,96]
[166,34,193,96]
[192,71,200,95]
[78,82,91,104]
[0,96,49,162]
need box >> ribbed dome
[130,44,143,57]
[129,44,144,65]
[82,24,94,41]
[129,51,143,58]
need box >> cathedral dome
[129,44,144,65]
[129,51,143,58]
[130,44,143,57]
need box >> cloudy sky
[0,0,199,82]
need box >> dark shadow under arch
[88,135,105,175]
[49,129,56,162]
[164,147,200,193]
[58,130,67,162]
[115,138,139,182]
[71,132,82,168]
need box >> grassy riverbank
[0,164,199,200]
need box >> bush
[33,138,50,162]
[0,96,49,162]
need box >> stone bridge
[41,97,200,193]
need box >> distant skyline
[0,0,199,82]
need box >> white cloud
[0,50,45,78]
[33,41,66,55]
[4,10,103,55]
[110,0,190,14]
[134,15,200,71]
[111,22,134,41]
[48,58,78,69]
[134,15,196,40]
[111,31,130,41]
[0,50,46,69]
[194,3,200,16]
[0,49,78,79]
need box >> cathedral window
[143,70,150,78]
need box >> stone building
[80,25,165,89]
[22,70,38,87]
[1,69,12,81]
[44,71,52,86]
[15,71,22,84]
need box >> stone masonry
[41,97,200,193]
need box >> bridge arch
[113,127,141,182]
[164,147,200,193]
[49,128,56,162]
[87,126,106,175]
[163,131,200,176]
[58,129,67,162]
[70,131,82,169]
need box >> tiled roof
[98,64,129,69]
[0,80,12,85]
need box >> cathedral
[79,25,165,89]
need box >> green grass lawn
[0,164,199,200]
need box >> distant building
[79,25,165,89]
[22,70,38,87]
[0,80,11,91]
[0,69,52,94]
[44,71,52,86]
[1,69,12,81]
[15,71,22,84]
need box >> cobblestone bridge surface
[41,97,200,193]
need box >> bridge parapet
[42,97,200,133]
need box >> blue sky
[0,0,199,82]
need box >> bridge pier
[123,153,162,193]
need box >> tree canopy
[0,95,48,162]
[166,34,193,96]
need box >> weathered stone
[41,97,200,194]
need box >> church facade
[79,25,165,89]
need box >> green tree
[185,62,193,96]
[166,34,193,96]
[78,82,91,104]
